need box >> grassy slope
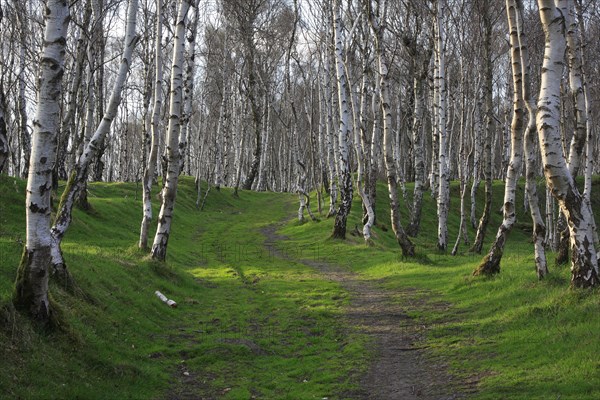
[0,176,362,399]
[282,179,600,399]
[1,174,600,399]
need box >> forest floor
[261,223,462,399]
[3,176,600,399]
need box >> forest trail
[261,223,462,400]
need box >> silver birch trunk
[0,91,8,173]
[435,0,450,251]
[151,0,191,260]
[406,55,429,237]
[356,54,375,243]
[323,51,337,217]
[179,2,198,175]
[51,0,139,269]
[451,75,470,256]
[536,0,598,288]
[16,2,30,179]
[470,100,482,228]
[475,0,525,275]
[517,0,547,278]
[331,0,352,239]
[471,3,494,254]
[13,0,70,324]
[367,2,414,256]
[214,79,227,190]
[139,0,163,250]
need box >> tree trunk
[13,0,70,326]
[139,0,164,250]
[475,0,524,276]
[330,0,353,239]
[406,54,429,237]
[517,0,548,279]
[366,1,414,256]
[536,0,598,288]
[151,0,192,261]
[471,3,494,254]
[435,0,449,251]
[51,0,139,270]
[179,2,198,175]
[0,91,8,173]
[16,1,30,179]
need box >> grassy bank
[1,174,600,399]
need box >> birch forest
[6,0,600,397]
[3,0,600,330]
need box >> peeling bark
[151,0,192,261]
[475,0,525,276]
[536,0,598,288]
[330,0,353,239]
[366,1,414,256]
[140,0,164,250]
[51,0,139,269]
[13,0,70,325]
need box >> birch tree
[50,0,140,272]
[15,0,31,179]
[13,0,70,324]
[474,0,525,275]
[518,0,548,279]
[151,0,192,260]
[0,91,8,173]
[434,0,450,251]
[139,0,164,250]
[366,0,414,256]
[330,0,353,239]
[471,0,496,254]
[536,0,598,288]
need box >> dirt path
[262,223,462,400]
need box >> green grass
[2,174,600,399]
[0,176,363,399]
[281,179,600,399]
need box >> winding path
[262,223,461,399]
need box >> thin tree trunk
[435,0,450,251]
[331,0,353,239]
[151,0,191,260]
[406,55,429,237]
[514,0,548,278]
[139,0,163,250]
[13,0,70,325]
[50,0,139,271]
[16,1,30,179]
[179,2,198,175]
[0,91,8,173]
[366,1,414,256]
[471,3,494,254]
[475,0,525,275]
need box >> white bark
[0,92,8,173]
[516,0,547,278]
[536,0,598,287]
[435,0,449,251]
[140,0,164,250]
[51,0,139,268]
[366,1,414,256]
[356,47,375,243]
[323,50,337,217]
[14,0,70,323]
[179,2,198,175]
[475,0,525,275]
[331,0,353,239]
[151,0,192,261]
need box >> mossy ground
[1,174,600,399]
